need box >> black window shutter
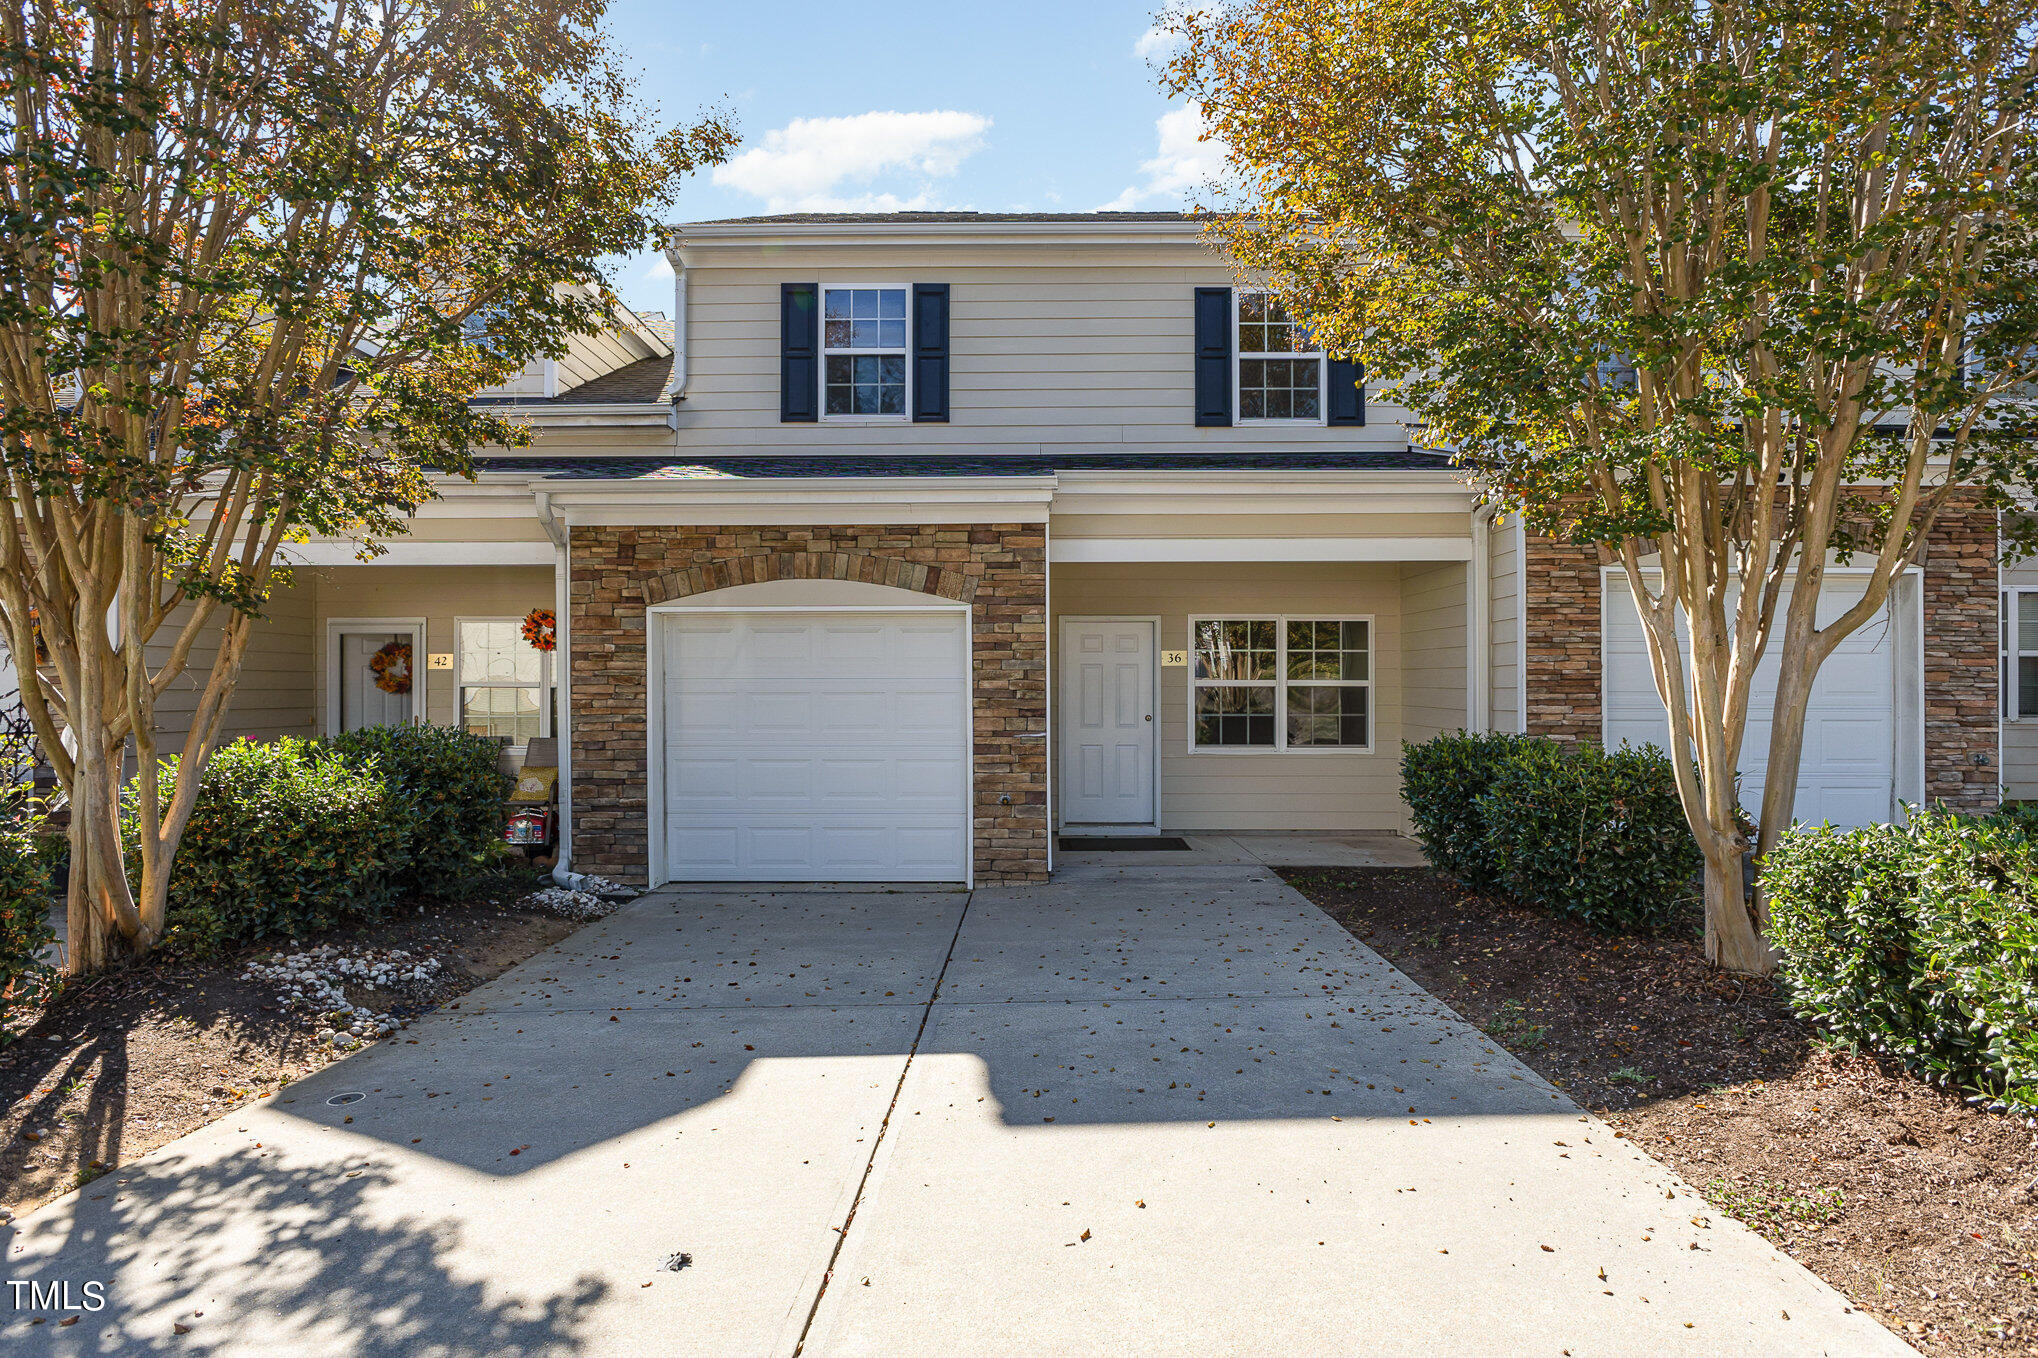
[780,282,818,422]
[911,283,950,423]
[1326,357,1366,426]
[1194,287,1233,427]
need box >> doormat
[1057,836,1192,851]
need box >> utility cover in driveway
[658,609,970,881]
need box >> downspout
[667,242,688,400]
[535,490,578,888]
[1469,507,1492,733]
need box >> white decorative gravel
[527,886,620,921]
[240,945,443,1050]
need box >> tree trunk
[1701,838,1772,974]
[63,763,131,975]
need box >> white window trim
[2005,588,2038,721]
[1186,614,1374,753]
[1233,289,1326,426]
[818,282,912,424]
[454,615,553,740]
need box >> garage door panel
[660,610,970,882]
[1604,577,1898,829]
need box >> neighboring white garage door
[1603,575,1906,829]
[657,609,971,882]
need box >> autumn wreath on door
[368,639,413,695]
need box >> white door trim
[324,618,427,735]
[1057,616,1161,830]
[646,599,975,887]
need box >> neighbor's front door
[1060,619,1156,825]
[336,630,418,731]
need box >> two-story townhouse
[129,212,2012,887]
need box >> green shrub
[326,724,511,900]
[0,812,57,1043]
[1400,731,1537,893]
[138,738,405,955]
[1476,739,1701,931]
[1767,809,2038,1112]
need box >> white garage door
[658,610,970,882]
[1604,576,1901,828]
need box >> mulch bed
[0,871,585,1217]
[1282,865,2038,1357]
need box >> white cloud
[711,110,991,213]
[1102,103,1230,210]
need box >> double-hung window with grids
[1236,292,1324,422]
[823,287,908,417]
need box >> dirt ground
[1283,865,2038,1357]
[0,874,585,1217]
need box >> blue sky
[601,1,1218,315]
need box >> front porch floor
[1053,829,1426,873]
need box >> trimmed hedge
[1402,732,1701,932]
[327,724,510,900]
[1399,731,1536,895]
[1766,809,2038,1112]
[139,737,406,955]
[0,813,57,1042]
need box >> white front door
[1603,575,1902,828]
[1060,619,1156,825]
[334,629,420,732]
[659,609,972,882]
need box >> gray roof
[682,211,1198,227]
[475,451,1456,480]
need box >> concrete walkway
[2,865,1911,1357]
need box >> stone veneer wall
[1520,499,1999,810]
[1919,501,1999,811]
[567,525,1049,885]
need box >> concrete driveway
[2,863,1911,1357]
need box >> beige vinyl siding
[150,578,317,751]
[1401,562,1467,746]
[1051,562,1408,832]
[675,244,1419,456]
[1487,515,1523,733]
[2004,552,2038,798]
[308,566,556,734]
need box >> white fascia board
[474,404,675,427]
[542,474,1058,527]
[1052,470,1475,518]
[1050,536,1475,563]
[280,541,555,566]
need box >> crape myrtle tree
[0,0,733,972]
[1169,0,2038,973]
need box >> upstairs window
[1236,292,1323,422]
[823,287,908,417]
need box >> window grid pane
[461,685,543,740]
[823,287,908,416]
[459,620,542,685]
[1194,685,1276,747]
